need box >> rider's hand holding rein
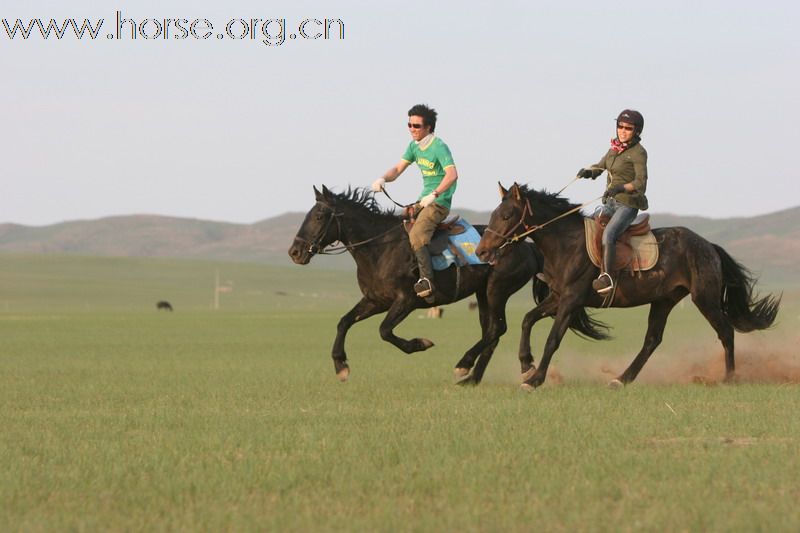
[419,192,437,208]
[577,167,603,180]
[371,177,386,192]
[604,183,627,200]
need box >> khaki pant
[409,203,449,251]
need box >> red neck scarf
[610,138,628,153]
[610,136,640,154]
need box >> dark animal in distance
[476,182,780,390]
[288,185,606,385]
[156,301,173,311]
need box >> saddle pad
[583,218,659,272]
[431,220,486,271]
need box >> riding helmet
[616,109,644,136]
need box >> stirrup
[592,272,614,295]
[414,278,433,298]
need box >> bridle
[296,202,404,256]
[293,203,344,256]
[485,195,602,250]
[483,197,538,249]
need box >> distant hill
[648,208,800,282]
[1,206,798,284]
[0,215,293,264]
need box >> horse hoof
[421,339,434,349]
[607,379,624,390]
[336,367,350,382]
[520,383,535,393]
[454,367,470,380]
[521,367,537,382]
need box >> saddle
[403,205,466,233]
[584,212,659,273]
[403,213,468,255]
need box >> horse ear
[511,182,522,202]
[321,184,333,199]
[313,186,323,201]
[498,182,508,198]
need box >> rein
[380,186,415,209]
[297,203,405,256]
[484,176,583,249]
[556,176,580,195]
[488,195,603,249]
[318,222,405,255]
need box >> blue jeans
[600,199,639,273]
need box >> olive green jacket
[591,140,648,210]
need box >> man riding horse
[372,104,458,303]
[577,109,648,295]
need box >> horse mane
[328,186,398,220]
[517,184,584,219]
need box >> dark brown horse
[476,183,780,389]
[288,185,606,384]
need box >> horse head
[476,182,530,264]
[288,185,344,264]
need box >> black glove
[577,168,602,180]
[603,183,626,200]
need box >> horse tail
[570,308,612,340]
[712,244,780,332]
[532,276,550,305]
[530,247,610,341]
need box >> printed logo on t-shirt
[417,158,435,170]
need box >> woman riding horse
[476,183,779,389]
[577,109,648,295]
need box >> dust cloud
[553,334,800,385]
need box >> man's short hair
[408,104,438,132]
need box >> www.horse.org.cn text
[1,11,345,47]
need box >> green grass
[1,254,799,531]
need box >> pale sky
[2,0,798,226]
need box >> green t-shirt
[401,136,457,209]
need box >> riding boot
[414,247,436,303]
[592,245,616,294]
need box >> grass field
[1,254,799,531]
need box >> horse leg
[453,290,491,380]
[331,298,386,381]
[379,299,433,353]
[692,290,736,382]
[463,339,501,385]
[614,299,679,386]
[457,294,510,386]
[518,296,558,378]
[458,270,535,385]
[521,304,577,390]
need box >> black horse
[288,185,605,384]
[476,183,780,389]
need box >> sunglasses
[617,124,635,132]
[407,122,425,129]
